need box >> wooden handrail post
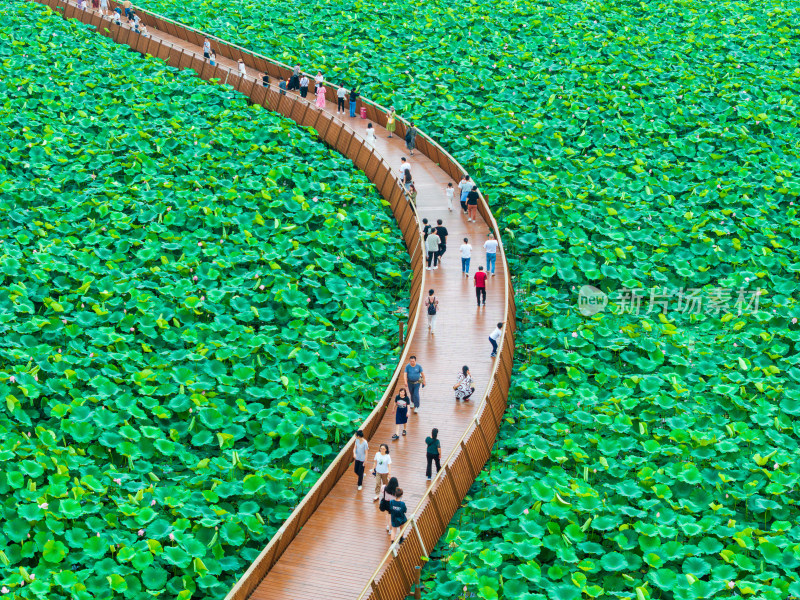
[414,566,422,600]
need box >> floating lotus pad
[0,2,409,598]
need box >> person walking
[425,228,441,271]
[314,71,324,92]
[489,322,503,357]
[445,182,455,212]
[403,168,413,192]
[379,477,399,532]
[425,429,442,480]
[122,0,132,19]
[405,122,418,156]
[459,175,472,213]
[403,356,425,413]
[349,87,359,117]
[353,430,368,490]
[99,0,108,17]
[425,289,439,334]
[399,156,410,177]
[365,123,377,147]
[91,0,100,13]
[467,186,479,222]
[407,184,418,207]
[315,83,327,109]
[203,37,211,60]
[279,79,287,95]
[422,218,433,240]
[288,65,301,91]
[484,232,498,276]
[336,85,347,114]
[389,489,408,542]
[237,59,247,78]
[372,444,392,500]
[460,237,472,277]
[453,366,475,401]
[392,388,410,440]
[299,74,309,98]
[474,266,487,307]
[435,219,448,263]
[387,106,397,138]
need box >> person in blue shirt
[403,356,425,413]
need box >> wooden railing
[38,3,517,599]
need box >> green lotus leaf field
[136,0,800,597]
[0,3,408,598]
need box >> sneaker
[491,273,496,276]
[490,353,497,357]
[402,430,407,436]
[426,476,432,481]
[373,496,379,501]
[358,486,362,490]
[392,434,399,440]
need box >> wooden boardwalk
[37,3,513,599]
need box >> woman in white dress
[365,122,377,147]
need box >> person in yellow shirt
[122,0,132,19]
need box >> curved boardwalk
[36,2,515,599]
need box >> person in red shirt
[474,266,487,307]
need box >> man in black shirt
[262,73,269,88]
[435,219,448,262]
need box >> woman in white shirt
[372,443,392,500]
[365,122,377,147]
[460,237,472,277]
[314,71,324,92]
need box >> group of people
[352,427,439,544]
[83,0,149,35]
[351,333,504,543]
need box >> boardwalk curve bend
[34,2,518,598]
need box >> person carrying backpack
[425,289,439,334]
[405,122,418,156]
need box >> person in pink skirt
[316,84,327,109]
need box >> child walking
[392,388,409,440]
[389,488,408,542]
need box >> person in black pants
[288,65,301,91]
[426,428,441,481]
[352,430,368,490]
[299,75,309,98]
[435,219,448,263]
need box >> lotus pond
[0,3,409,598]
[138,0,800,597]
